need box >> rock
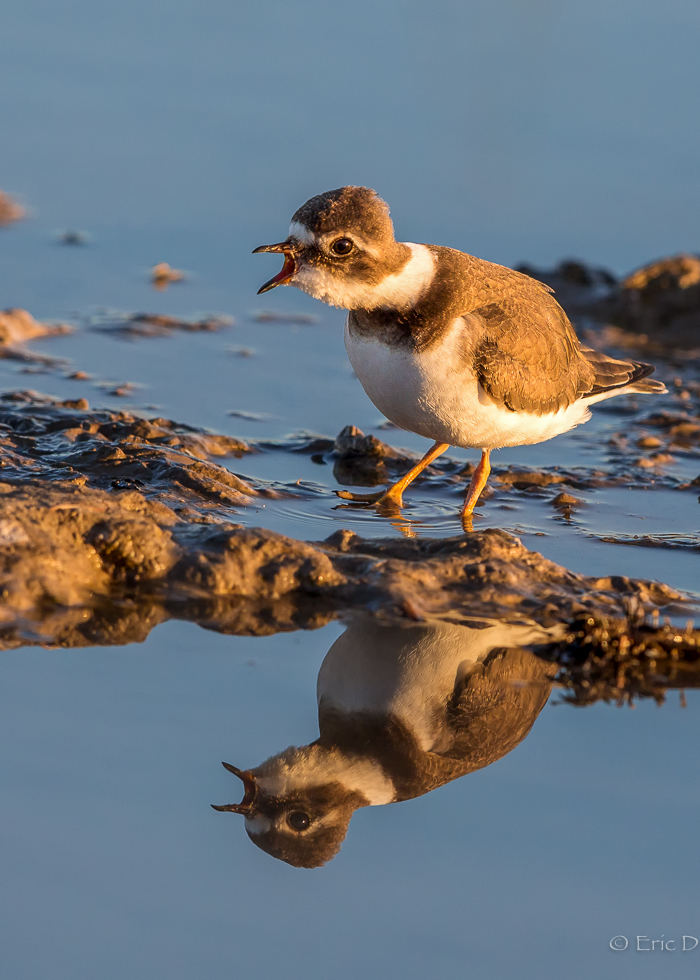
[495,468,597,490]
[0,308,71,345]
[332,425,419,487]
[151,263,185,290]
[91,312,233,338]
[516,259,617,315]
[57,230,88,245]
[550,492,582,509]
[0,190,24,226]
[634,453,674,468]
[607,254,700,348]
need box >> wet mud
[87,311,233,338]
[0,395,693,657]
[0,309,73,369]
[1,255,698,702]
[522,253,700,353]
[0,190,24,226]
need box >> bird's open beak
[253,241,298,294]
[211,762,258,814]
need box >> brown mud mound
[89,311,233,338]
[516,259,617,316]
[0,398,692,651]
[522,254,700,351]
[607,255,700,349]
[0,190,24,226]
[0,396,269,517]
[0,463,686,648]
[0,309,73,368]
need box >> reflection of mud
[547,611,700,706]
[594,533,700,552]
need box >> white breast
[344,316,591,450]
[318,618,554,751]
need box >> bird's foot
[334,486,404,509]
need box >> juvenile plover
[212,617,557,867]
[255,186,665,521]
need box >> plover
[212,617,557,867]
[255,187,666,521]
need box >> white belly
[318,618,554,752]
[344,318,591,450]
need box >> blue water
[1,621,698,980]
[1,1,699,977]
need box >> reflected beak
[211,762,258,814]
[253,241,298,294]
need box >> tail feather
[580,346,666,398]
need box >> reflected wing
[435,648,556,771]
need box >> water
[1,1,700,976]
[2,619,698,980]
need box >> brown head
[254,186,434,310]
[211,748,374,869]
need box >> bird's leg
[461,449,491,519]
[335,441,449,507]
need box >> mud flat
[0,396,693,655]
[521,253,700,354]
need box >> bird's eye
[331,238,354,256]
[287,811,311,831]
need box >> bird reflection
[213,616,558,868]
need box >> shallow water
[2,619,699,980]
[2,0,700,977]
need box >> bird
[212,616,557,868]
[254,186,666,523]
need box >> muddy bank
[521,254,700,351]
[0,396,695,655]
[0,190,24,226]
[0,467,686,649]
[0,309,73,368]
[304,423,698,494]
[87,311,233,338]
[0,394,263,515]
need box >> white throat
[255,744,395,806]
[291,241,436,311]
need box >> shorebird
[212,617,556,867]
[254,187,665,522]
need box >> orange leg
[461,449,491,518]
[335,441,450,508]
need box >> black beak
[253,241,298,294]
[211,761,258,814]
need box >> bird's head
[212,746,374,868]
[253,186,433,310]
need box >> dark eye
[331,238,354,256]
[287,811,311,831]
